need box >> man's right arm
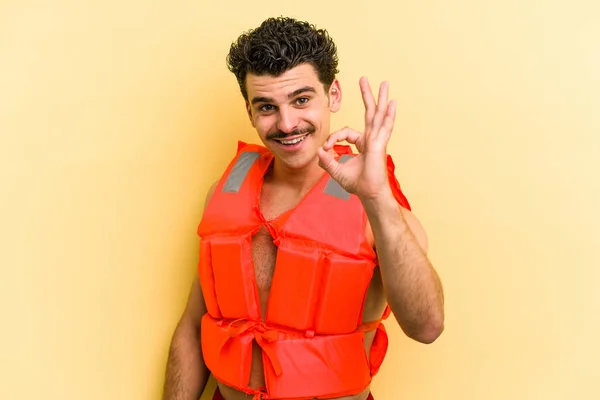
[162,181,218,400]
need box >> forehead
[245,63,324,102]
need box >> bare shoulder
[365,206,429,254]
[205,180,219,205]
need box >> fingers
[371,81,389,135]
[360,77,376,129]
[322,127,362,150]
[360,77,394,136]
[381,100,397,138]
[359,77,396,144]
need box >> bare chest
[251,227,277,310]
[251,188,298,316]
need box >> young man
[162,17,444,400]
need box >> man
[162,17,444,400]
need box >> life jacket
[197,141,411,399]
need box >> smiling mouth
[272,133,310,146]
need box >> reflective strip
[222,151,260,193]
[323,154,353,200]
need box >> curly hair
[226,17,339,100]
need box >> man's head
[226,17,342,171]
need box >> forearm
[362,190,444,343]
[162,317,210,400]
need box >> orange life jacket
[197,141,411,399]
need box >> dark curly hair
[226,17,339,100]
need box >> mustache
[267,126,316,140]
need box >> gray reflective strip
[323,154,353,200]
[222,151,260,193]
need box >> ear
[245,101,255,127]
[328,79,342,113]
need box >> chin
[276,152,315,171]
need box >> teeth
[279,135,307,145]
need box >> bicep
[182,277,207,323]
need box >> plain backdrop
[1,1,599,399]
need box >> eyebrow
[250,86,316,105]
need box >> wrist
[359,187,398,216]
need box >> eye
[295,97,309,106]
[259,104,275,112]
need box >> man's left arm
[362,189,445,344]
[316,77,445,343]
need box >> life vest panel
[197,141,410,399]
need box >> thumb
[317,147,341,178]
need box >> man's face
[244,63,341,171]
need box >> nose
[276,107,299,134]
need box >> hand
[317,77,397,201]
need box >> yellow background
[2,1,599,399]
